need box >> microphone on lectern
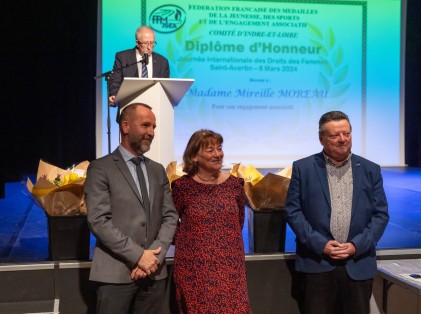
[143,53,149,65]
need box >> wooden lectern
[115,78,194,167]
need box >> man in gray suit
[108,26,170,106]
[84,102,178,313]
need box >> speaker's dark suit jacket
[84,148,178,284]
[285,152,389,280]
[109,48,170,97]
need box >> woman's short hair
[182,129,223,175]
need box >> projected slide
[100,0,403,167]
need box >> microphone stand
[94,58,146,154]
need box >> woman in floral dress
[172,129,252,314]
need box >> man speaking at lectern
[108,25,170,106]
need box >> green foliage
[308,24,351,103]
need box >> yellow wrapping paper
[231,164,292,211]
[26,160,89,216]
[166,161,187,189]
[166,161,291,211]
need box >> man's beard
[129,134,152,155]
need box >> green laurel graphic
[282,24,352,148]
[166,21,204,80]
[308,24,350,103]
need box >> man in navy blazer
[108,25,170,106]
[285,111,389,314]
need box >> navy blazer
[109,48,170,96]
[285,152,389,280]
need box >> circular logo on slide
[149,5,186,33]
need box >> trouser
[303,266,373,314]
[95,277,165,314]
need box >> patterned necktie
[141,61,148,78]
[130,157,150,216]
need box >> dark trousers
[96,277,165,314]
[303,266,373,314]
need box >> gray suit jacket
[109,48,170,96]
[84,148,178,283]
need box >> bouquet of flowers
[166,161,187,189]
[165,161,291,211]
[230,164,292,211]
[26,160,89,216]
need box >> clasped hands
[131,247,161,280]
[323,240,356,260]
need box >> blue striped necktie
[141,62,148,78]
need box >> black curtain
[405,0,421,167]
[1,0,97,188]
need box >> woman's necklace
[196,171,220,183]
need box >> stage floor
[1,167,420,263]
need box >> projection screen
[97,0,405,168]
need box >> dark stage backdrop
[1,0,420,190]
[1,0,98,186]
[405,0,421,167]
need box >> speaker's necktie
[141,61,148,78]
[130,157,150,216]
